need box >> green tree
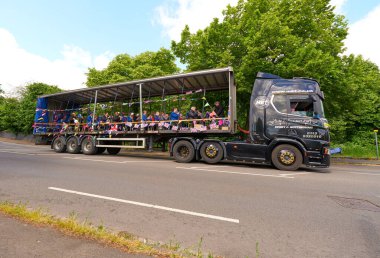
[171,0,348,126]
[86,48,180,87]
[329,55,380,143]
[0,86,4,104]
[0,98,20,133]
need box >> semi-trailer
[34,67,330,170]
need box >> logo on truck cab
[254,96,270,109]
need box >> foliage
[0,83,61,134]
[0,86,4,99]
[86,48,180,87]
[171,0,380,143]
[331,141,378,159]
[0,98,21,133]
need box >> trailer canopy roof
[40,67,233,105]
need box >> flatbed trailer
[34,67,330,170]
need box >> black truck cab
[225,72,330,170]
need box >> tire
[107,147,121,155]
[200,142,223,164]
[97,147,106,154]
[271,144,303,171]
[66,136,81,154]
[173,140,195,163]
[53,136,66,153]
[81,137,98,155]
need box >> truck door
[286,94,328,145]
[265,94,289,139]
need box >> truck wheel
[173,140,195,163]
[107,148,121,155]
[81,137,98,155]
[97,147,106,154]
[271,144,302,171]
[66,137,81,154]
[200,142,223,164]
[53,136,66,153]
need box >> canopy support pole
[92,90,98,126]
[202,88,206,115]
[138,83,143,129]
[111,88,119,114]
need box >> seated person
[134,113,140,122]
[93,115,99,131]
[160,112,168,121]
[85,112,93,131]
[142,110,148,122]
[86,112,93,125]
[214,101,224,117]
[113,111,121,130]
[154,111,160,121]
[68,112,78,132]
[127,113,134,122]
[170,108,179,120]
[54,113,63,130]
[187,106,201,119]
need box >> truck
[33,67,330,170]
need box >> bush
[331,141,378,159]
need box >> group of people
[52,101,225,132]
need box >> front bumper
[304,150,331,168]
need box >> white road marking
[333,163,380,167]
[0,150,35,156]
[62,156,165,163]
[176,166,294,178]
[0,150,67,156]
[189,166,232,169]
[279,172,310,176]
[348,172,380,176]
[332,167,380,173]
[48,187,239,224]
[0,141,43,148]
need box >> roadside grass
[0,201,219,258]
[331,142,378,159]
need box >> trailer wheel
[53,136,66,153]
[271,144,302,171]
[81,137,97,155]
[66,137,81,154]
[200,142,223,164]
[107,148,121,155]
[97,147,106,154]
[173,140,195,163]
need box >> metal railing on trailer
[95,138,146,149]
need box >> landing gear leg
[148,136,153,152]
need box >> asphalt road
[0,141,379,257]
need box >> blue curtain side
[33,97,48,134]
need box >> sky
[0,0,380,94]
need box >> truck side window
[272,95,287,113]
[290,99,313,117]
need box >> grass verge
[331,142,378,159]
[0,201,216,257]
